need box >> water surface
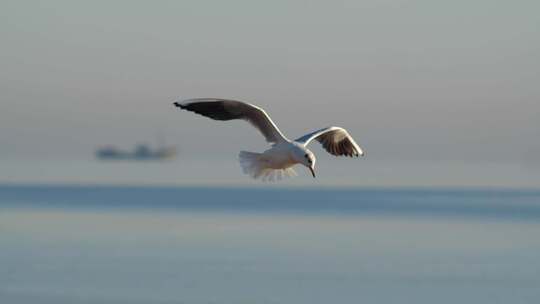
[1,185,539,304]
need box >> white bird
[174,98,364,181]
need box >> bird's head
[293,146,317,178]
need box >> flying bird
[174,98,364,181]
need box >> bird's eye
[304,154,309,158]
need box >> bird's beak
[309,166,316,178]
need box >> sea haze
[1,185,540,304]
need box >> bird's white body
[260,142,298,169]
[239,141,306,181]
[174,98,364,181]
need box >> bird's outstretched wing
[295,126,364,157]
[174,98,288,143]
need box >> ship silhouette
[96,144,176,161]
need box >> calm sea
[1,185,540,304]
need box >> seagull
[174,98,364,181]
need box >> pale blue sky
[1,0,539,187]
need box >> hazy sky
[1,0,539,187]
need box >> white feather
[239,151,297,181]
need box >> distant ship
[96,144,176,161]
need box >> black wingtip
[173,102,184,109]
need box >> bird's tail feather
[239,151,296,181]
